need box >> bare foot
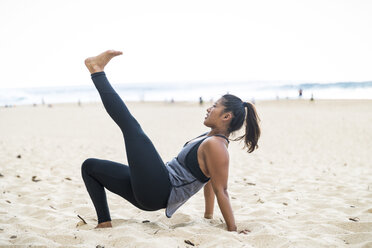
[84,50,123,74]
[95,221,112,229]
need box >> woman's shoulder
[200,136,229,154]
[199,136,229,170]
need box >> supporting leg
[81,158,149,226]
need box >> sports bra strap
[183,132,208,147]
[184,132,229,146]
[197,132,209,139]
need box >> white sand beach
[0,99,371,247]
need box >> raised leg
[84,51,172,211]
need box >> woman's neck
[207,129,230,138]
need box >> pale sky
[0,0,371,88]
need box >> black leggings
[81,72,172,223]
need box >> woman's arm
[204,181,215,219]
[201,137,237,231]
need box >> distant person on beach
[298,88,303,98]
[199,96,204,106]
[81,50,260,233]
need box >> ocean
[1,81,372,106]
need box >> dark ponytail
[221,94,261,153]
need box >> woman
[81,50,260,233]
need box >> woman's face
[203,98,226,127]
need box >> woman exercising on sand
[81,50,260,233]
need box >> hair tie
[242,102,249,108]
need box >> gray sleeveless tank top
[165,133,228,218]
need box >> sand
[0,99,371,247]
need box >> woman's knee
[81,158,97,174]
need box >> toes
[107,50,123,56]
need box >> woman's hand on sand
[238,229,251,234]
[204,213,213,219]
